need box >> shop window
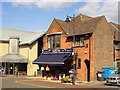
[73,36,84,47]
[78,59,81,69]
[48,35,61,49]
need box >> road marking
[16,80,55,88]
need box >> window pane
[78,59,81,68]
[48,35,61,49]
[48,36,54,49]
[48,37,50,48]
[51,36,54,48]
[80,37,84,46]
[56,41,60,47]
[75,37,80,46]
[115,42,120,50]
[55,35,61,48]
[74,36,84,46]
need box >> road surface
[1,77,120,90]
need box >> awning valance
[33,53,71,65]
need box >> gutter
[110,23,120,32]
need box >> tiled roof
[0,27,46,45]
[55,14,120,41]
[68,16,103,36]
[108,22,120,41]
[55,19,70,34]
[110,22,120,30]
[55,14,103,36]
[75,14,92,21]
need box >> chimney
[9,37,20,54]
[65,17,71,22]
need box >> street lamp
[67,14,76,85]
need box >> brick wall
[43,19,72,50]
[93,17,114,80]
[74,37,90,81]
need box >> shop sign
[43,48,73,54]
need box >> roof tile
[55,14,103,36]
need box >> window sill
[77,67,81,69]
[48,48,60,50]
[72,46,85,48]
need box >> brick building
[34,14,120,82]
[109,22,120,73]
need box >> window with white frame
[73,36,84,47]
[48,35,61,49]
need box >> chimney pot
[65,17,71,22]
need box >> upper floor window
[73,36,84,47]
[48,35,61,49]
[114,41,120,50]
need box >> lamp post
[67,14,76,85]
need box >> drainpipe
[27,45,29,75]
[114,44,117,68]
[89,34,91,81]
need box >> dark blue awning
[33,53,71,65]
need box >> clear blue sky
[1,1,118,32]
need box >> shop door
[85,59,90,82]
[6,63,14,75]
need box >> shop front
[0,37,28,76]
[1,63,27,76]
[33,48,74,80]
[0,54,27,76]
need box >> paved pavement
[1,76,120,89]
[22,77,120,88]
[2,76,52,88]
